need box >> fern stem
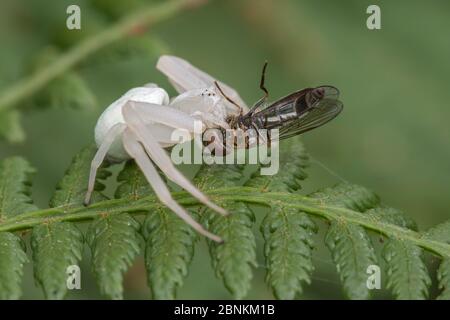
[1,187,449,259]
[0,0,206,112]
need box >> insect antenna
[259,61,269,97]
[247,61,270,116]
[214,81,243,115]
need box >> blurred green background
[0,0,449,299]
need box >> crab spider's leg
[122,129,223,243]
[122,102,228,216]
[84,123,127,205]
[192,111,230,130]
[157,55,249,113]
[128,100,199,132]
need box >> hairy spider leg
[84,123,127,205]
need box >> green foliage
[248,138,315,299]
[437,259,450,300]
[310,183,380,212]
[0,111,25,143]
[50,146,109,208]
[382,240,430,299]
[246,138,308,192]
[0,0,177,143]
[311,184,379,299]
[0,146,450,300]
[425,220,450,299]
[117,161,197,299]
[0,232,28,299]
[142,207,196,299]
[87,213,142,299]
[367,207,430,299]
[425,220,450,243]
[115,160,152,200]
[32,71,97,111]
[0,157,37,219]
[28,47,96,111]
[325,222,377,300]
[195,164,257,299]
[31,222,84,299]
[261,207,316,299]
[203,201,256,299]
[365,207,418,231]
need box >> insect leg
[84,123,127,205]
[214,81,243,115]
[122,129,223,243]
[122,102,228,216]
[252,122,267,145]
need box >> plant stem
[1,187,449,259]
[0,0,206,112]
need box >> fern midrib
[403,241,415,296]
[1,187,449,259]
[275,208,293,282]
[342,223,364,281]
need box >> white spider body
[94,85,170,161]
[85,55,249,242]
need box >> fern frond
[425,220,450,243]
[424,220,450,300]
[0,232,28,299]
[437,259,450,300]
[261,206,316,299]
[29,48,96,111]
[29,146,106,299]
[50,146,109,208]
[115,161,196,299]
[382,239,430,299]
[31,222,84,299]
[0,157,37,219]
[194,165,256,299]
[325,222,377,299]
[311,183,380,212]
[247,138,315,299]
[312,183,379,299]
[204,201,256,299]
[246,138,308,192]
[194,163,243,190]
[142,207,196,299]
[115,160,152,200]
[87,213,141,299]
[1,143,450,300]
[365,207,417,230]
[366,207,429,299]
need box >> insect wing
[318,85,340,100]
[278,98,343,140]
[156,55,248,112]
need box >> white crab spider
[85,55,249,243]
